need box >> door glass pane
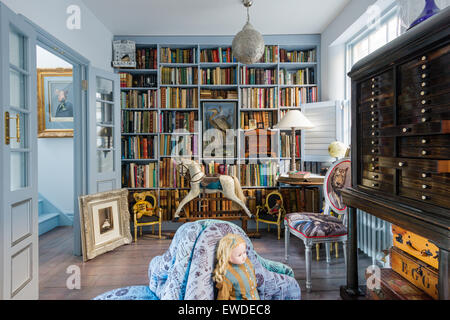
[10,70,27,109]
[97,126,113,148]
[11,152,28,190]
[97,150,114,173]
[9,112,28,149]
[96,101,113,125]
[96,77,114,102]
[9,30,25,69]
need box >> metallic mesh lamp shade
[232,0,265,65]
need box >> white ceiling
[81,0,351,36]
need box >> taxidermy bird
[208,107,232,134]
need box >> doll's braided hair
[212,234,246,284]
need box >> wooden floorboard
[39,226,372,300]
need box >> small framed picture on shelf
[112,40,136,68]
[249,119,257,130]
[201,101,237,158]
[78,189,132,262]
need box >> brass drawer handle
[421,73,427,79]
[421,56,427,61]
[371,183,379,187]
[372,175,379,179]
[421,108,428,114]
[371,157,379,162]
[422,184,429,189]
[421,150,428,155]
[371,140,378,145]
[421,64,427,70]
[421,82,427,87]
[421,172,430,178]
[421,99,427,105]
[398,162,406,167]
[421,195,429,200]
[402,128,411,133]
[421,117,429,123]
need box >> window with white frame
[343,5,401,144]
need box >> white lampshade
[274,110,314,129]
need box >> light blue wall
[38,138,74,213]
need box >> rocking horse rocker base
[172,159,254,223]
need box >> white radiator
[357,209,392,264]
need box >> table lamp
[274,110,314,174]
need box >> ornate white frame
[79,188,132,261]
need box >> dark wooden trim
[342,188,449,250]
[438,248,449,300]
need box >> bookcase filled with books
[115,37,320,221]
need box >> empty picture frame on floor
[79,188,132,261]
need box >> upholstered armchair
[255,191,286,240]
[95,220,301,300]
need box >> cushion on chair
[258,212,279,222]
[137,215,159,223]
[285,212,347,238]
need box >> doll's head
[212,234,247,283]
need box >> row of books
[241,88,278,109]
[200,67,237,85]
[159,158,190,188]
[239,162,278,187]
[122,162,157,188]
[279,68,315,85]
[121,90,158,109]
[160,47,196,64]
[257,45,279,63]
[160,67,198,85]
[160,111,197,133]
[203,161,238,176]
[279,87,318,106]
[133,186,319,221]
[159,134,198,157]
[136,48,158,69]
[279,48,317,63]
[279,133,301,159]
[240,111,276,130]
[160,87,198,109]
[121,110,158,133]
[240,67,277,85]
[121,136,156,160]
[200,89,238,100]
[200,48,236,63]
[119,73,157,88]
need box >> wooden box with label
[392,225,440,269]
[390,247,439,300]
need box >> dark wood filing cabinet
[341,8,450,300]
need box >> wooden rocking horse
[173,158,254,221]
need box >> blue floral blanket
[95,220,301,300]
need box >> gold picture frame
[37,68,74,138]
[79,189,132,262]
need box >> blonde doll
[212,234,259,300]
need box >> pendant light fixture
[232,0,265,65]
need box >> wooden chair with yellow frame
[132,191,162,241]
[255,191,286,240]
